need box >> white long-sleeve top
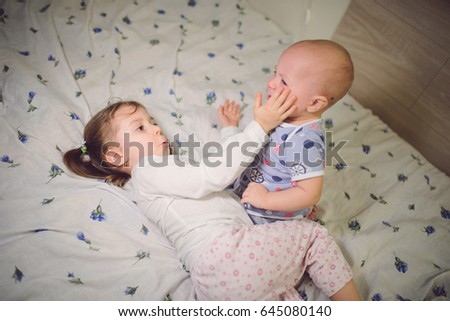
[131,120,268,270]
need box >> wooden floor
[332,0,450,175]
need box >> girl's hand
[241,182,269,208]
[218,99,241,127]
[253,87,297,133]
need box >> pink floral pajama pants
[191,220,352,300]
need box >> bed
[1,0,449,301]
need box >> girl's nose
[153,125,161,135]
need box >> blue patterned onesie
[234,119,325,223]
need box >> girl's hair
[63,100,144,187]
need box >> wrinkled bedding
[1,0,449,300]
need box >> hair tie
[80,142,87,154]
[75,139,88,154]
[76,140,90,162]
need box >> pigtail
[63,146,131,187]
[63,147,95,179]
[63,146,130,187]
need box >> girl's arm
[133,88,297,199]
[134,120,266,198]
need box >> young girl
[63,91,360,300]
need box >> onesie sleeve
[132,121,268,199]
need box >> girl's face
[110,105,169,170]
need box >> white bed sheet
[1,0,449,301]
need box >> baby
[219,39,354,224]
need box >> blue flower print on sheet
[397,173,408,183]
[2,155,20,168]
[90,202,106,221]
[382,221,399,232]
[66,15,75,25]
[441,206,450,219]
[0,8,8,24]
[348,219,360,232]
[140,224,149,236]
[411,154,425,166]
[343,191,351,201]
[262,67,271,74]
[27,91,37,112]
[149,39,160,46]
[424,175,436,191]
[422,225,435,236]
[114,48,121,63]
[115,26,128,40]
[41,197,55,205]
[134,250,150,265]
[47,163,64,183]
[362,144,370,154]
[67,272,84,285]
[17,130,28,143]
[39,3,50,13]
[433,285,447,298]
[67,112,80,120]
[48,54,59,67]
[12,266,25,283]
[73,69,86,80]
[173,68,183,76]
[171,112,183,126]
[370,193,387,204]
[36,74,48,85]
[77,231,100,251]
[122,16,132,25]
[371,293,383,301]
[111,70,116,85]
[206,91,216,105]
[394,255,408,273]
[335,163,346,171]
[125,286,138,296]
[360,165,376,178]
[297,289,308,301]
[324,118,333,129]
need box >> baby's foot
[218,99,241,127]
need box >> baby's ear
[307,95,328,113]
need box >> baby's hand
[218,99,241,128]
[241,182,269,209]
[253,87,297,133]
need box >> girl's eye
[281,79,287,86]
[137,125,144,131]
